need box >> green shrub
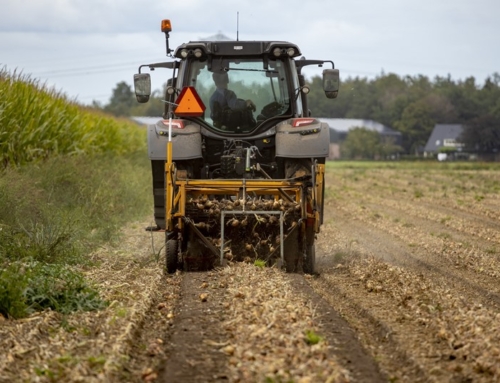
[0,262,29,319]
[0,220,78,264]
[0,151,151,253]
[25,262,107,314]
[0,261,106,318]
[0,152,151,318]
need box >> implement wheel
[166,239,178,274]
[303,244,316,275]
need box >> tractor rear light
[161,119,185,129]
[292,118,316,127]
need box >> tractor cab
[133,20,339,136]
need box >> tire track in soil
[158,272,230,382]
[311,218,431,381]
[152,270,388,382]
[308,275,429,382]
[310,203,500,382]
[287,274,387,383]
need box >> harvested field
[312,163,500,382]
[1,162,499,382]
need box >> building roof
[319,118,400,135]
[424,124,464,152]
[319,118,402,144]
[131,116,162,125]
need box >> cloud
[0,0,166,33]
[1,0,499,104]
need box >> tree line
[98,72,500,157]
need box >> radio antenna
[237,12,239,41]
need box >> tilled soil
[2,164,499,382]
[310,165,500,382]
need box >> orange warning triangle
[174,86,206,117]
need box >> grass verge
[0,150,152,318]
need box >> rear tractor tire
[165,239,179,274]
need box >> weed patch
[254,259,266,268]
[0,261,107,318]
[0,262,29,318]
[25,262,108,314]
[0,151,151,318]
[304,329,323,345]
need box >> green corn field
[0,67,146,168]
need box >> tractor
[134,19,339,274]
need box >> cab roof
[173,40,302,59]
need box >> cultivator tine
[184,218,219,258]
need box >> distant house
[424,124,465,160]
[318,118,402,159]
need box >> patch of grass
[440,216,451,224]
[414,189,424,198]
[87,355,107,369]
[304,329,323,345]
[254,259,266,268]
[25,262,108,315]
[0,262,29,319]
[437,233,452,240]
[35,353,79,381]
[0,151,151,318]
[0,219,79,265]
[0,260,107,319]
[114,307,128,318]
[332,251,350,264]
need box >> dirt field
[315,163,500,382]
[1,163,499,382]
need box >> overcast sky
[1,0,498,106]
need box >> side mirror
[322,69,340,99]
[133,73,152,103]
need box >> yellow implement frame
[165,164,325,233]
[165,123,325,234]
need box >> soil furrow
[309,274,429,382]
[287,274,387,383]
[158,272,230,382]
[331,204,500,307]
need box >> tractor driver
[209,71,256,130]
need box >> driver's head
[212,71,229,87]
